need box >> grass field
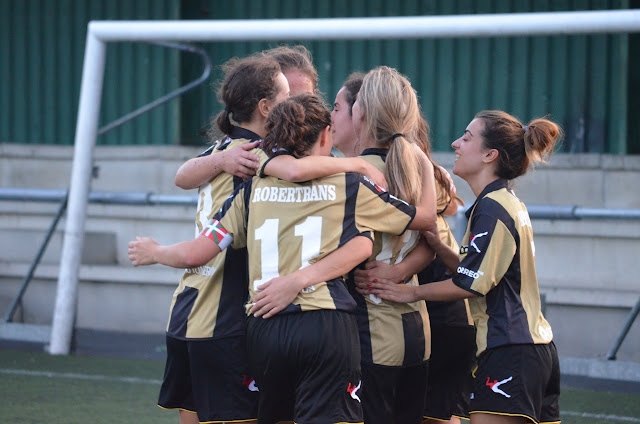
[1,348,639,424]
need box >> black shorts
[246,310,363,424]
[423,323,476,421]
[360,360,428,424]
[158,335,258,423]
[471,342,560,424]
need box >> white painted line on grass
[562,410,640,423]
[0,368,161,385]
[3,369,639,423]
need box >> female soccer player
[330,72,365,157]
[174,45,319,189]
[151,52,290,424]
[256,66,439,424]
[129,93,437,424]
[354,115,475,424]
[347,66,436,424]
[359,110,562,424]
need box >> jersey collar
[360,147,389,162]
[465,178,509,219]
[229,126,262,142]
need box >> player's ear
[320,125,331,147]
[257,97,270,119]
[483,148,499,164]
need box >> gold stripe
[470,410,539,423]
[421,416,449,422]
[156,405,196,414]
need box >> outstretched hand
[127,236,159,266]
[222,140,261,179]
[250,274,304,319]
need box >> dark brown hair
[264,45,318,92]
[475,110,562,180]
[263,93,331,158]
[342,72,365,115]
[212,54,282,137]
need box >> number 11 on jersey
[253,217,323,292]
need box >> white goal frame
[51,9,640,354]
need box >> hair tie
[523,126,528,133]
[391,133,404,140]
[224,106,231,113]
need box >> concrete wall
[1,143,639,361]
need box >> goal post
[50,9,640,355]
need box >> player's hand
[439,165,457,195]
[222,140,261,179]
[423,221,442,250]
[355,279,419,304]
[250,275,303,319]
[360,160,388,191]
[127,236,159,266]
[353,261,404,285]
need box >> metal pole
[49,33,106,355]
[606,297,640,361]
[3,193,69,323]
[89,10,640,42]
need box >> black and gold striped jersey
[351,148,430,367]
[166,127,267,340]
[210,171,416,315]
[453,179,553,356]
[419,182,473,327]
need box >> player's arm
[357,278,474,303]
[250,235,373,318]
[263,155,388,190]
[128,209,238,269]
[423,226,460,273]
[128,235,221,268]
[175,141,261,189]
[353,237,434,285]
[407,147,437,231]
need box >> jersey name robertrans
[207,171,416,316]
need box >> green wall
[0,0,635,153]
[0,0,180,146]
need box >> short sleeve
[210,180,251,249]
[258,149,292,178]
[452,213,517,296]
[354,174,416,236]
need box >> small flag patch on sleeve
[201,219,233,250]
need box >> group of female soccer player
[128,45,562,424]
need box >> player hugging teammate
[129,46,561,424]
